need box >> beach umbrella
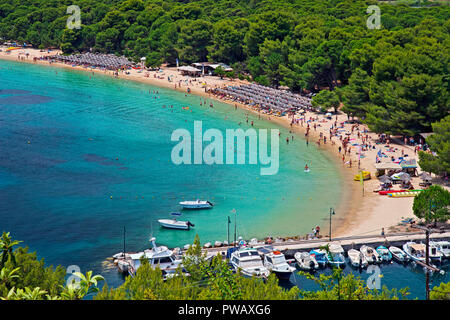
[419,172,432,181]
[377,175,392,183]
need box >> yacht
[179,200,213,209]
[327,244,346,268]
[230,248,270,278]
[347,249,368,268]
[360,245,381,264]
[388,246,409,263]
[263,250,296,280]
[115,237,183,276]
[158,219,194,230]
[376,246,392,262]
[294,252,320,271]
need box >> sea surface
[1,59,447,298]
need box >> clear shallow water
[0,60,342,286]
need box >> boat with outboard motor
[347,249,368,268]
[158,218,194,230]
[179,199,213,209]
[389,246,410,263]
[294,252,320,271]
[360,245,381,264]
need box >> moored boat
[263,250,296,280]
[389,246,409,263]
[327,244,346,268]
[433,241,450,259]
[360,245,381,264]
[230,248,270,278]
[376,246,392,262]
[309,249,328,268]
[347,249,368,268]
[294,252,319,271]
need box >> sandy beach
[0,47,421,238]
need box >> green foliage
[430,281,450,300]
[312,89,341,113]
[412,185,450,223]
[418,116,450,176]
[0,0,438,135]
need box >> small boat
[158,219,194,230]
[403,242,425,262]
[389,246,409,263]
[214,241,223,247]
[223,240,229,246]
[376,246,392,262]
[378,189,406,195]
[360,245,381,264]
[263,251,296,280]
[294,252,319,271]
[179,200,213,209]
[388,190,423,198]
[203,242,212,248]
[348,249,368,268]
[404,242,444,262]
[309,249,328,268]
[327,244,346,268]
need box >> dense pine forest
[0,0,449,135]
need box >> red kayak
[379,190,406,195]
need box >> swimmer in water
[305,164,309,171]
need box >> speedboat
[327,244,346,268]
[179,200,213,209]
[263,250,296,280]
[294,252,319,271]
[115,237,183,276]
[309,249,328,268]
[433,241,450,259]
[347,249,368,268]
[376,246,392,262]
[389,246,409,263]
[230,248,270,278]
[158,219,194,230]
[429,242,444,262]
[360,245,381,264]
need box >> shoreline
[0,47,417,239]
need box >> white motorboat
[294,252,319,271]
[376,246,392,262]
[115,237,183,276]
[347,249,368,268]
[403,242,444,262]
[433,241,450,259]
[389,246,409,263]
[158,219,194,230]
[327,244,346,268]
[214,241,223,247]
[179,200,213,209]
[360,245,381,264]
[230,248,270,278]
[263,250,296,280]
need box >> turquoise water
[0,60,342,285]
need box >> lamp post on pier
[329,208,335,241]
